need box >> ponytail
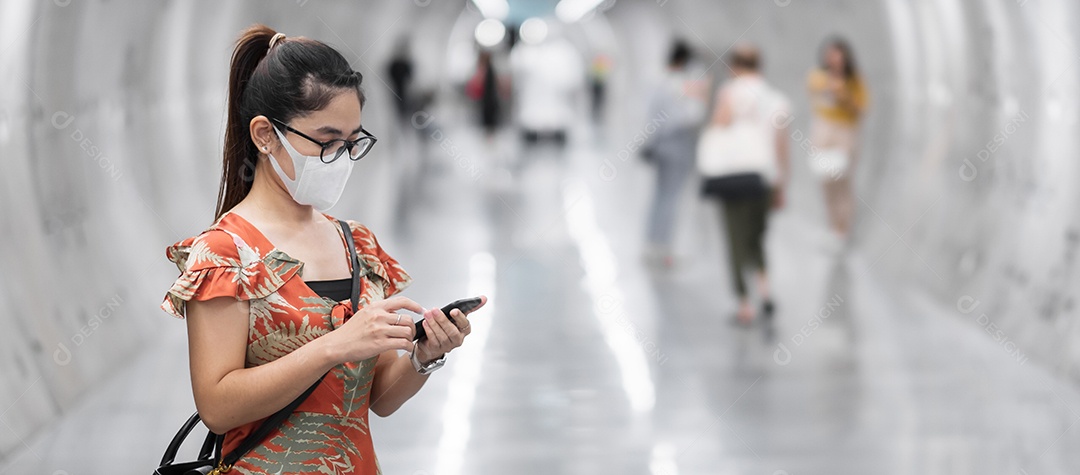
[213,24,366,222]
[215,24,277,222]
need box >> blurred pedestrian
[807,36,868,242]
[387,38,414,125]
[589,53,612,122]
[698,44,790,325]
[641,40,708,267]
[467,51,503,140]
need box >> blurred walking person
[466,51,504,141]
[806,37,868,243]
[386,38,414,125]
[589,53,612,122]
[698,44,790,325]
[641,41,708,268]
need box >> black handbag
[154,220,362,474]
[700,172,769,201]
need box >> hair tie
[268,32,286,50]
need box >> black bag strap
[340,219,362,313]
[215,220,365,468]
[198,424,219,460]
[217,373,324,467]
[158,412,205,466]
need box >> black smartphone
[413,297,483,341]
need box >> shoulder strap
[340,219,361,313]
[219,374,323,467]
[214,220,365,467]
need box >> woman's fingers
[465,296,488,318]
[425,310,464,354]
[377,311,415,351]
[382,336,410,354]
[423,314,450,347]
[449,309,469,339]
[379,296,424,315]
[351,297,486,360]
[439,309,466,341]
[384,320,415,340]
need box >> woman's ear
[249,115,276,154]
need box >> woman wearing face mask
[160,25,485,474]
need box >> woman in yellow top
[807,37,868,241]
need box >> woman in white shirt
[709,44,790,325]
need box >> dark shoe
[762,299,775,322]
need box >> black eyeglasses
[271,117,377,163]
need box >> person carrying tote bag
[696,106,773,200]
[698,44,790,326]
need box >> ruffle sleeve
[345,220,412,298]
[160,228,302,319]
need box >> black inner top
[305,277,352,302]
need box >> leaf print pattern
[187,236,239,269]
[161,212,411,474]
[237,412,365,475]
[247,315,329,366]
[248,290,298,334]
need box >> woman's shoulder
[164,227,242,273]
[328,216,386,258]
[339,217,375,238]
[164,212,265,273]
[323,214,412,296]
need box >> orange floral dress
[160,211,412,474]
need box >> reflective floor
[5,122,1080,475]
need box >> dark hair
[820,36,858,79]
[729,45,760,71]
[215,24,366,221]
[668,40,692,67]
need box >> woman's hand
[323,296,422,365]
[414,296,488,364]
[827,75,845,92]
[772,186,786,210]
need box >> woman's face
[824,46,846,73]
[268,90,363,181]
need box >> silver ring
[395,314,402,325]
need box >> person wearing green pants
[707,44,790,325]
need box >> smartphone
[413,297,484,341]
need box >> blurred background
[1,0,1079,473]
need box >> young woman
[708,44,790,325]
[160,24,484,474]
[806,36,869,241]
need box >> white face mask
[267,126,355,211]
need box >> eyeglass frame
[269,117,378,163]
